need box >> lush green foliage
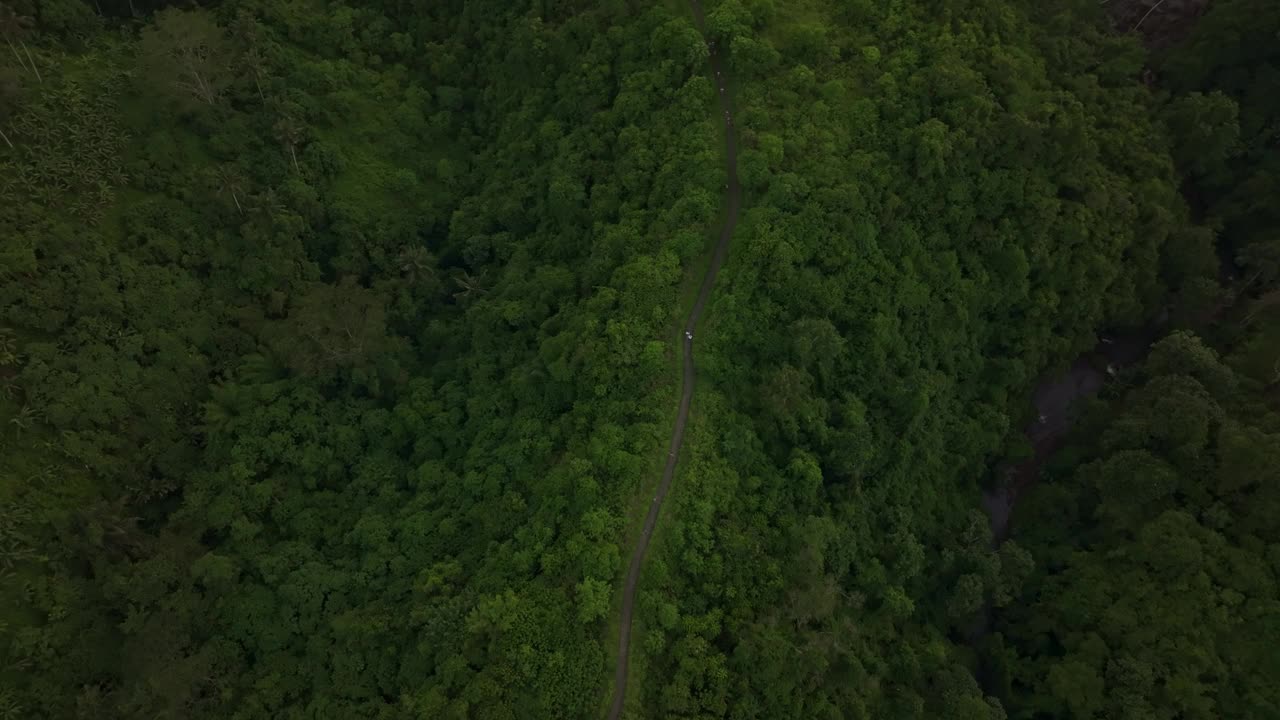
[2,0,718,716]
[1160,0,1280,278]
[993,5,1280,716]
[1000,328,1280,719]
[630,0,1209,717]
[0,0,1275,719]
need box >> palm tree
[94,178,113,204]
[0,5,27,71]
[244,45,268,101]
[8,404,40,437]
[0,3,39,83]
[33,182,59,208]
[248,187,286,218]
[238,353,282,384]
[0,328,16,366]
[200,393,237,438]
[213,164,246,215]
[398,245,437,284]
[231,10,269,101]
[273,115,304,173]
[452,269,487,300]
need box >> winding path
[606,2,739,717]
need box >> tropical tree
[272,114,303,173]
[276,277,392,375]
[230,10,269,101]
[397,244,436,284]
[452,269,487,300]
[211,163,246,214]
[0,3,39,83]
[138,8,231,107]
[1162,91,1241,181]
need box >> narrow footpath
[606,1,739,717]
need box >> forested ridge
[0,0,1276,719]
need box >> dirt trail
[605,1,738,717]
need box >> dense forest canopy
[0,0,1276,719]
[1000,329,1280,719]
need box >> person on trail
[1038,414,1048,424]
[685,330,693,340]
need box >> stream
[982,315,1167,543]
[971,314,1168,683]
